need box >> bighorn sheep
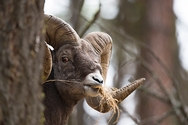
[42,14,145,125]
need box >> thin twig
[167,91,188,124]
[154,110,174,125]
[44,79,82,88]
[72,0,85,31]
[138,110,174,125]
[80,2,101,37]
[120,105,139,124]
[138,87,170,104]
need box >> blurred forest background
[0,0,187,125]
[44,0,188,125]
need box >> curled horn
[42,14,80,82]
[86,78,145,113]
[42,42,52,82]
[83,32,112,82]
[83,32,112,112]
[83,32,145,112]
[44,14,80,49]
[112,78,145,103]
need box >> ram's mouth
[83,84,103,97]
[86,84,101,89]
[84,84,102,89]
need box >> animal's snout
[83,70,104,97]
[92,76,103,84]
[83,70,104,86]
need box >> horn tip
[141,77,146,81]
[139,78,146,83]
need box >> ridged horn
[83,32,112,82]
[42,14,80,82]
[112,78,146,103]
[44,14,80,50]
[86,78,145,113]
[83,32,112,112]
[42,42,52,82]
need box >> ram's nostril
[100,80,103,84]
[92,76,103,84]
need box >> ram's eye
[62,57,69,63]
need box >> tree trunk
[136,0,178,125]
[0,0,44,125]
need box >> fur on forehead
[81,39,100,58]
[80,39,96,53]
[78,39,101,62]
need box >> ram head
[42,14,145,125]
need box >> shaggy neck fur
[43,82,78,125]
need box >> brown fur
[43,40,102,125]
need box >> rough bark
[0,0,44,125]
